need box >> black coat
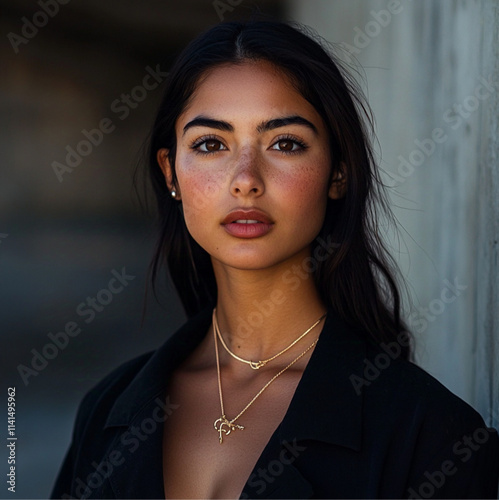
[51,305,499,499]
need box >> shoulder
[72,351,153,441]
[310,325,499,496]
[357,339,486,430]
[315,309,492,438]
[69,307,213,439]
[360,342,499,488]
[51,351,156,498]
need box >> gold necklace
[213,307,326,370]
[212,308,322,444]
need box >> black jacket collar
[103,305,367,498]
[105,305,365,448]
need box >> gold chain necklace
[212,308,323,444]
[213,307,326,369]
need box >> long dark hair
[144,20,413,360]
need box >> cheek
[175,156,223,217]
[273,159,330,211]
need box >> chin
[211,251,283,272]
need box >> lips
[221,209,273,225]
[221,209,274,239]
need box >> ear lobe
[157,148,181,200]
[328,162,347,200]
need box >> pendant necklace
[212,308,326,444]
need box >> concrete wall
[288,0,499,427]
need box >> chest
[162,366,303,499]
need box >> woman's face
[158,60,344,272]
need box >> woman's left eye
[270,137,308,154]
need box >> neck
[211,252,328,364]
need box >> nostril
[230,169,265,196]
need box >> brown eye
[194,138,227,153]
[271,137,306,154]
[277,140,294,151]
[205,140,221,151]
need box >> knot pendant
[249,360,266,370]
[214,415,245,444]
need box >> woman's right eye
[191,137,227,154]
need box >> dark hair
[144,20,413,360]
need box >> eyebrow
[182,114,318,136]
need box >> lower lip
[222,222,274,238]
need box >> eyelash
[189,134,309,156]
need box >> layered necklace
[212,308,327,444]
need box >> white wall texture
[288,0,499,427]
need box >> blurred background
[1,0,498,497]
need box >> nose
[229,147,265,197]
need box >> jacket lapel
[240,425,315,499]
[105,399,166,498]
[240,309,366,499]
[279,308,365,450]
[102,307,213,498]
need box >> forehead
[178,60,324,130]
[195,59,296,94]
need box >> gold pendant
[249,360,266,370]
[214,415,245,444]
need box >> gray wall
[288,0,499,427]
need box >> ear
[328,162,347,200]
[157,148,181,200]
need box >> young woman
[51,20,499,499]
